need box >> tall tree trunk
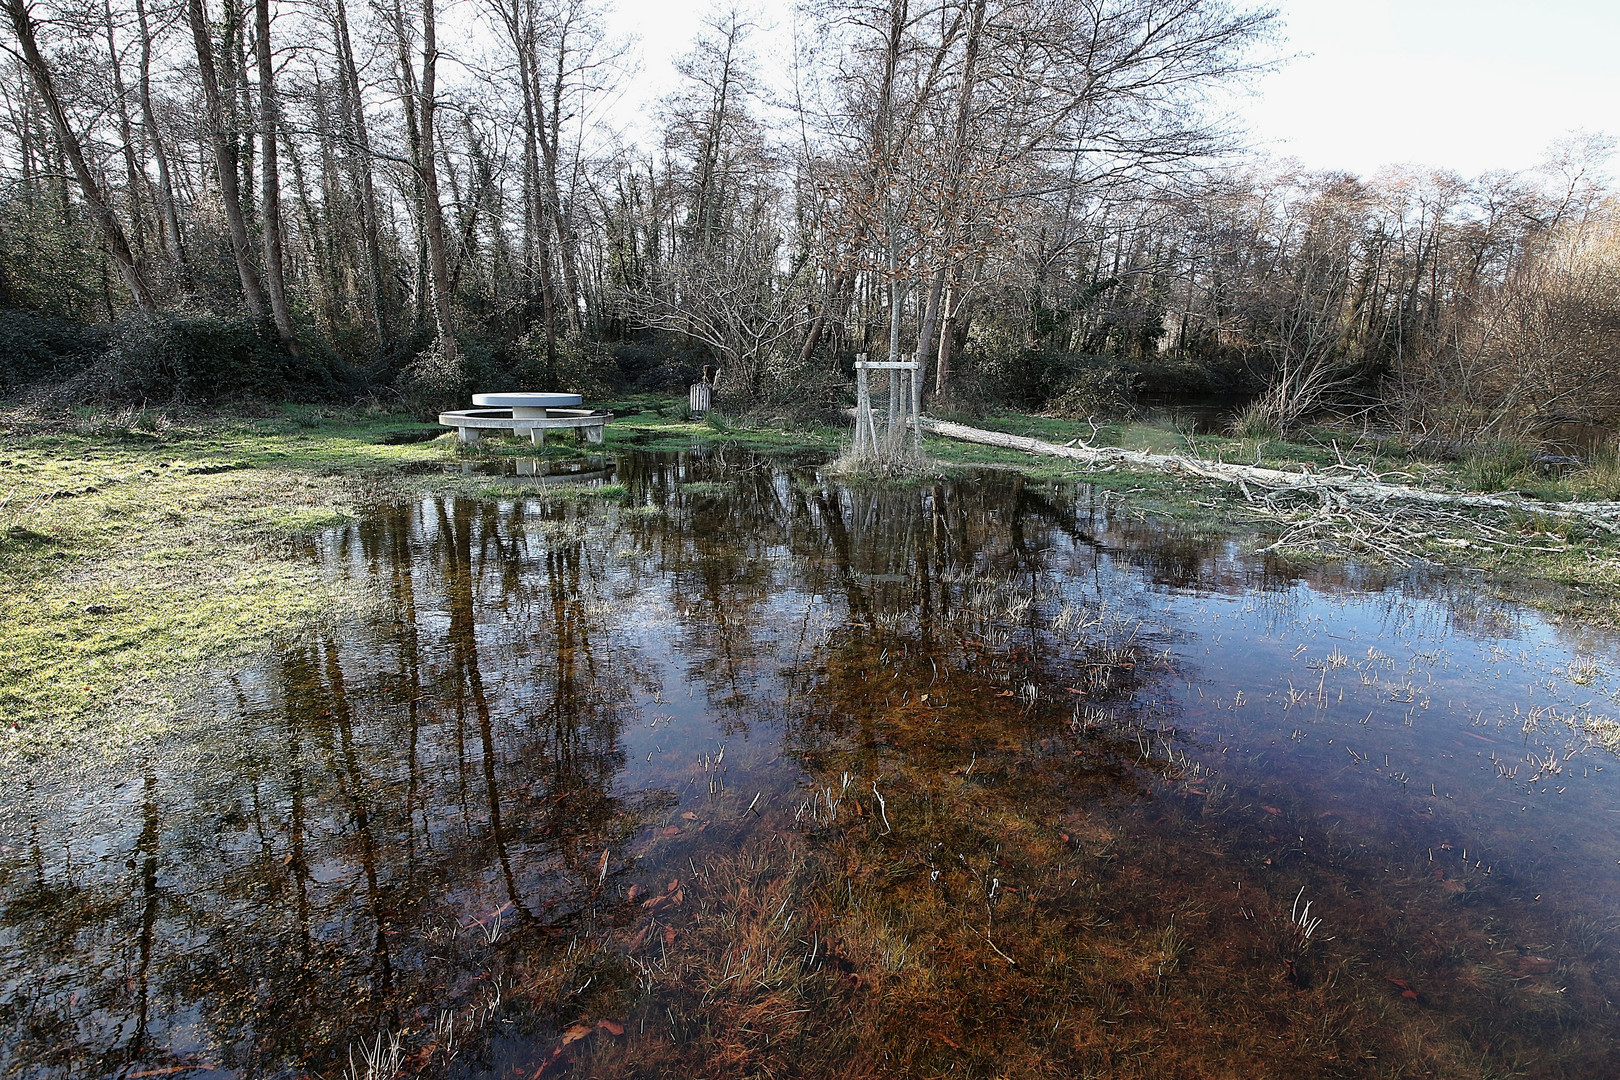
[283,127,342,344]
[255,0,300,351]
[331,0,388,340]
[936,276,961,392]
[102,0,148,258]
[504,0,557,364]
[541,50,583,333]
[228,6,254,229]
[4,0,156,312]
[415,0,459,367]
[384,0,429,331]
[919,0,985,397]
[187,0,266,317]
[134,0,190,286]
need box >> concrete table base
[438,406,611,445]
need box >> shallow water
[5,449,1620,1078]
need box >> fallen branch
[917,417,1620,531]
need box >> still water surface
[5,449,1620,1078]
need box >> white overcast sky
[594,0,1619,178]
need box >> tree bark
[102,0,148,258]
[935,275,959,392]
[4,0,156,312]
[504,0,559,369]
[255,0,300,351]
[134,0,190,285]
[540,40,584,333]
[186,0,267,317]
[415,0,460,367]
[384,0,429,332]
[282,126,341,344]
[918,0,984,397]
[330,0,389,340]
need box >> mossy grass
[0,396,832,765]
[0,402,476,764]
[603,403,844,457]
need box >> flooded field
[5,448,1620,1078]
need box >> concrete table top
[471,393,583,408]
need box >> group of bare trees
[0,0,1615,442]
[0,0,615,380]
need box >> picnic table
[438,392,612,446]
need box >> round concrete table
[471,392,583,419]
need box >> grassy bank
[6,395,1619,767]
[0,404,456,764]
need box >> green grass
[0,404,469,764]
[601,401,845,456]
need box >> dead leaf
[627,884,644,903]
[597,1018,626,1036]
[1262,806,1282,815]
[663,925,678,947]
[662,826,682,837]
[625,922,650,952]
[560,1023,594,1047]
[680,811,698,820]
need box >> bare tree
[2,0,157,311]
[255,0,299,350]
[187,0,267,318]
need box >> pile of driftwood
[918,417,1620,565]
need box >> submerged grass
[480,566,1605,1079]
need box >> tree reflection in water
[4,449,1620,1079]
